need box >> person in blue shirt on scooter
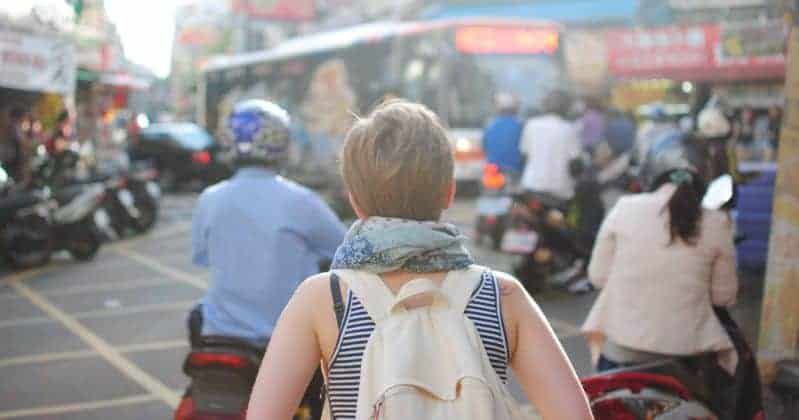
[482,93,524,183]
[189,99,346,347]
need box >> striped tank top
[326,271,509,420]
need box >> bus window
[448,53,562,128]
[392,33,446,115]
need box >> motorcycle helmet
[696,107,732,140]
[639,130,708,192]
[224,99,292,165]
[495,92,519,114]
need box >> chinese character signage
[0,29,76,95]
[606,23,786,81]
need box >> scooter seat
[195,335,265,355]
[53,185,88,204]
[591,358,712,404]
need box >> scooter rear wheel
[67,231,101,262]
[3,217,53,269]
[131,199,158,233]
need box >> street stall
[0,1,76,179]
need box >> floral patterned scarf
[330,217,474,274]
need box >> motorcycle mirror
[702,174,734,210]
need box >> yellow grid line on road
[0,316,52,329]
[112,246,208,290]
[73,300,196,320]
[8,275,181,408]
[0,394,161,419]
[0,339,188,369]
[0,300,197,329]
[106,221,191,251]
[0,349,97,369]
[39,277,173,297]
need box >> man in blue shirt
[482,93,524,179]
[190,100,346,346]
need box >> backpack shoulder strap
[333,269,397,322]
[441,265,489,314]
[329,272,345,328]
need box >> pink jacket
[582,184,738,371]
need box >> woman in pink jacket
[582,133,739,374]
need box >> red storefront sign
[606,24,786,81]
[230,0,315,21]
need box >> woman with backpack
[246,100,592,420]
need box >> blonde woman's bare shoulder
[492,270,528,299]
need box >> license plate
[145,181,161,200]
[477,196,512,215]
[118,189,135,207]
[501,229,539,254]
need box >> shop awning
[0,27,76,95]
[422,0,640,25]
[99,73,152,90]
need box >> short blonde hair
[341,100,454,221]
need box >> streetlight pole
[757,0,799,382]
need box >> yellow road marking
[0,300,196,329]
[0,316,52,329]
[112,246,208,290]
[40,277,172,297]
[0,394,160,419]
[106,221,191,251]
[0,349,97,369]
[73,300,196,320]
[119,339,187,353]
[9,279,181,408]
[0,340,188,369]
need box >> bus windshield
[447,53,562,128]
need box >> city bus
[201,19,567,189]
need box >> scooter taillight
[527,199,541,211]
[174,397,244,420]
[186,353,250,370]
[192,151,212,165]
[482,164,506,190]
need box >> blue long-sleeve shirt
[192,167,346,344]
[482,115,524,174]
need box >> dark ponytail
[655,170,706,245]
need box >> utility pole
[757,0,799,381]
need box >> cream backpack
[329,266,527,420]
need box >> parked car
[129,123,231,191]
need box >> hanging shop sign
[0,28,76,94]
[668,0,766,9]
[606,23,786,82]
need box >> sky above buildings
[105,0,189,78]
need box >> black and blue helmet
[224,99,291,164]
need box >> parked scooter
[475,164,513,250]
[0,160,109,268]
[97,162,160,239]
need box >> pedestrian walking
[246,100,592,420]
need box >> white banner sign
[669,0,766,9]
[0,29,76,95]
